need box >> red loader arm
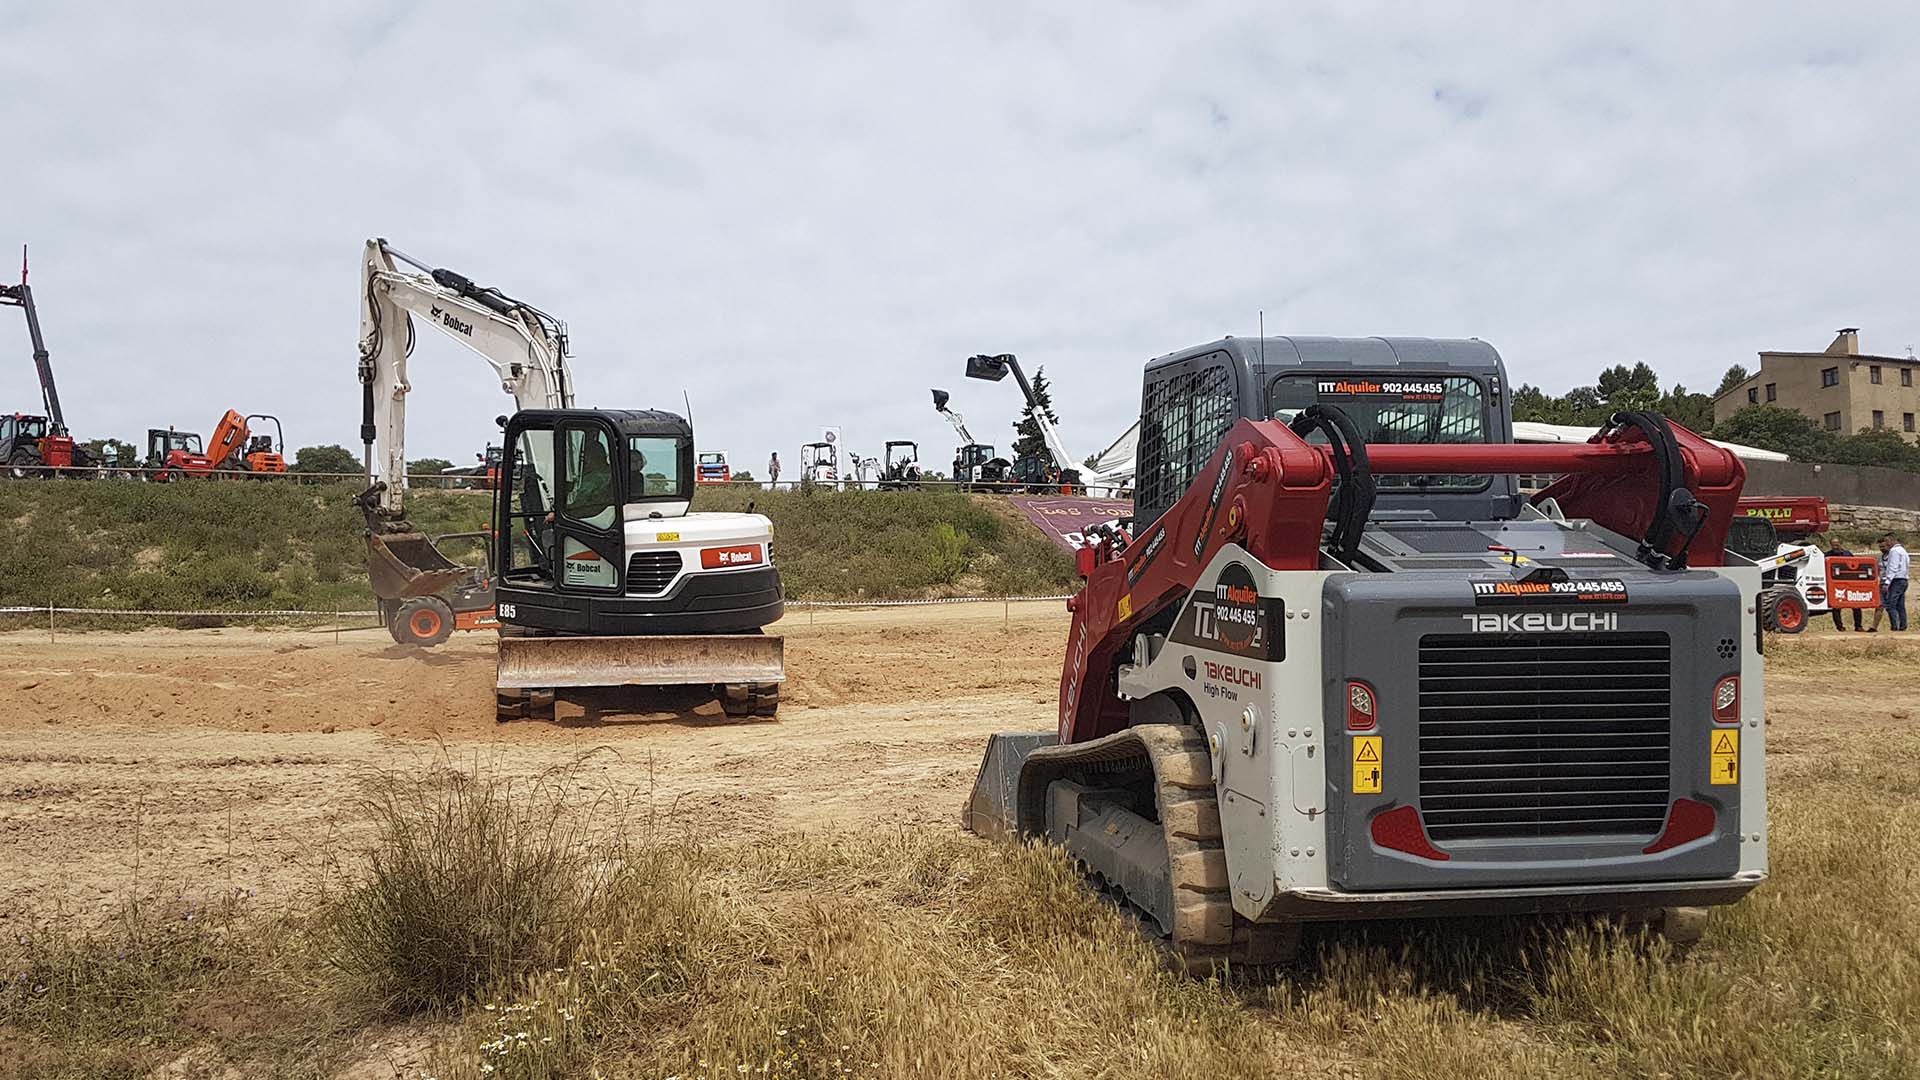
[1058,417,1744,745]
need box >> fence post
[47,597,54,643]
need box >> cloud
[1,2,1916,474]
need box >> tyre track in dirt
[0,602,1069,923]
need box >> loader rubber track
[1016,723,1298,973]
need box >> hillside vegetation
[0,480,1077,614]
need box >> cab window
[562,426,617,529]
[1269,373,1490,492]
[628,436,685,499]
[505,425,555,577]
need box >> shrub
[322,763,617,1014]
[924,522,970,584]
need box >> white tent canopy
[1089,418,1788,491]
[1510,421,1788,462]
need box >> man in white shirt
[1871,533,1909,632]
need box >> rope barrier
[0,595,1073,620]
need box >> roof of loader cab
[1146,335,1506,379]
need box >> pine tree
[1011,366,1060,464]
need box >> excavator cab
[490,408,784,719]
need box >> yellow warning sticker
[1116,593,1133,622]
[1710,729,1739,786]
[1353,736,1383,794]
[656,532,681,542]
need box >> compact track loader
[967,336,1767,968]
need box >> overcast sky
[3,3,1916,474]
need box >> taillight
[1346,679,1377,731]
[1713,676,1740,725]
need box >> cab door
[551,418,626,596]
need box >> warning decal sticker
[1710,730,1739,786]
[1352,736,1383,794]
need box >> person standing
[1827,541,1863,632]
[766,451,781,491]
[1871,532,1909,632]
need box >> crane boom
[964,353,1119,485]
[358,238,574,516]
[0,245,64,432]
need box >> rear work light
[1713,676,1740,725]
[1346,679,1377,731]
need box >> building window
[1822,366,1840,387]
[1905,368,1914,387]
[1873,410,1886,429]
[1871,366,1883,384]
[1765,383,1777,402]
[1824,411,1842,430]
[1747,387,1759,404]
[1906,413,1916,433]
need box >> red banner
[1826,555,1882,609]
[1009,496,1132,552]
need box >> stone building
[1713,329,1920,442]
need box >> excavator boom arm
[358,238,574,516]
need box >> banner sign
[1009,495,1132,552]
[1826,555,1882,609]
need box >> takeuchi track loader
[966,336,1767,969]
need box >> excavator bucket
[962,732,1056,840]
[496,633,785,690]
[365,532,467,599]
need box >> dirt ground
[0,603,1914,930]
[0,602,1066,925]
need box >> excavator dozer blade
[496,633,786,690]
[366,532,467,600]
[962,732,1057,840]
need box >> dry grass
[8,646,1920,1078]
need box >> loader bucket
[962,731,1057,840]
[496,633,785,690]
[365,532,467,600]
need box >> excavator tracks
[1019,723,1299,973]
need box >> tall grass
[11,719,1916,1078]
[321,762,622,1015]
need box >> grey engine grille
[626,551,683,595]
[1417,632,1672,842]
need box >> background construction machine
[967,336,1767,969]
[1,245,94,476]
[879,440,922,489]
[963,352,1126,495]
[931,389,1010,489]
[145,412,287,479]
[358,238,784,719]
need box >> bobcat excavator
[358,238,784,717]
[967,335,1768,970]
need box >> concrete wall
[1742,458,1920,512]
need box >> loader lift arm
[358,237,574,517]
[1059,413,1746,744]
